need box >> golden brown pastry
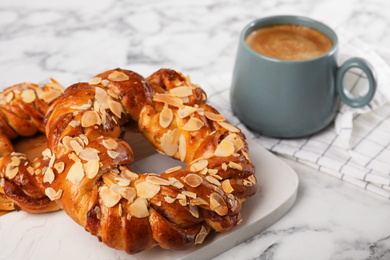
[0,81,63,214]
[0,69,257,253]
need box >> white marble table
[1,0,390,259]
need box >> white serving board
[0,135,298,260]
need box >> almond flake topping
[179,134,186,162]
[206,175,221,186]
[43,168,55,184]
[5,92,14,103]
[168,177,184,189]
[54,162,65,173]
[66,161,84,185]
[135,181,160,199]
[5,164,18,179]
[79,148,100,161]
[169,86,193,98]
[101,79,109,86]
[121,169,139,180]
[108,71,129,82]
[42,148,52,158]
[102,139,118,150]
[84,160,99,179]
[217,121,240,133]
[195,226,208,244]
[165,165,182,173]
[70,103,91,110]
[11,157,21,167]
[108,99,123,118]
[45,187,63,201]
[160,128,180,156]
[21,89,36,103]
[248,175,257,184]
[119,187,136,203]
[153,94,183,108]
[100,187,121,208]
[178,106,198,118]
[214,140,235,157]
[189,204,199,218]
[182,117,204,131]
[69,120,80,128]
[190,197,209,206]
[39,89,62,103]
[209,192,228,216]
[183,174,203,188]
[228,161,242,170]
[182,190,197,199]
[224,134,244,152]
[190,159,208,172]
[164,196,176,203]
[81,111,102,127]
[159,106,173,128]
[70,140,83,155]
[95,87,109,109]
[107,89,119,99]
[129,198,149,218]
[107,150,120,159]
[204,111,225,122]
[27,166,34,175]
[146,176,172,186]
[89,77,102,85]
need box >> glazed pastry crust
[0,69,257,253]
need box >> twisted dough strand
[0,69,257,253]
[0,80,64,214]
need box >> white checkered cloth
[199,27,390,199]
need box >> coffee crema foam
[245,24,332,60]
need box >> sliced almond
[5,164,18,179]
[190,159,208,172]
[182,117,204,131]
[195,226,208,244]
[79,148,99,161]
[84,160,99,179]
[168,177,184,189]
[108,71,129,82]
[129,198,149,218]
[178,106,197,118]
[183,174,203,188]
[209,192,228,216]
[107,150,120,159]
[214,140,235,157]
[38,89,62,103]
[119,187,136,202]
[189,204,199,218]
[89,77,102,85]
[102,139,118,150]
[27,166,34,175]
[70,103,91,110]
[204,111,225,122]
[21,89,36,103]
[5,92,14,103]
[95,87,109,109]
[43,168,55,184]
[169,86,193,97]
[108,99,123,118]
[182,190,197,199]
[164,196,176,203]
[69,120,80,128]
[45,187,63,201]
[107,89,119,99]
[146,176,172,186]
[228,161,242,170]
[159,106,173,128]
[100,187,121,208]
[179,134,186,162]
[160,129,180,156]
[135,181,160,199]
[217,121,240,133]
[153,93,183,108]
[122,169,139,180]
[81,111,102,127]
[11,157,21,167]
[206,175,221,186]
[165,165,182,174]
[222,179,234,193]
[190,197,209,206]
[248,175,257,185]
[42,148,52,158]
[70,140,83,155]
[54,162,65,173]
[224,134,244,152]
[101,79,109,86]
[66,161,84,185]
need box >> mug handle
[336,57,377,108]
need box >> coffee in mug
[231,16,377,138]
[245,24,332,60]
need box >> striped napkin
[198,27,390,199]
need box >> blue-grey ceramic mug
[231,15,376,138]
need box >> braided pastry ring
[0,68,257,253]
